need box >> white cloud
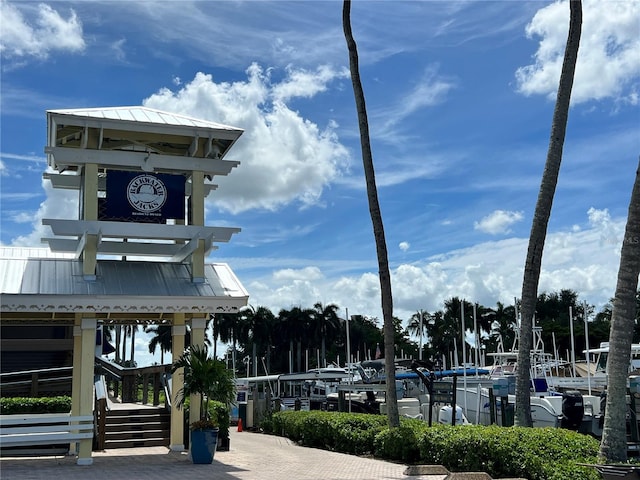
[273,267,323,282]
[516,0,640,105]
[272,65,350,103]
[399,241,410,252]
[474,210,524,235]
[245,209,623,322]
[10,171,77,247]
[110,38,126,62]
[380,65,456,130]
[0,2,85,60]
[143,65,350,213]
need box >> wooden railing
[95,357,171,406]
[0,366,73,397]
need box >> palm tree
[171,344,235,424]
[599,159,640,463]
[240,305,277,376]
[407,310,431,360]
[278,307,314,372]
[119,324,138,366]
[484,302,517,355]
[217,312,247,373]
[252,306,278,373]
[441,298,476,367]
[343,0,399,429]
[145,324,172,364]
[312,302,341,368]
[129,324,137,364]
[516,0,582,427]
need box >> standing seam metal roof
[47,106,243,133]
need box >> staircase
[102,407,170,449]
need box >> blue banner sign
[99,170,185,223]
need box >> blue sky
[1,1,639,365]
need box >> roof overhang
[0,253,249,324]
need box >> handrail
[94,375,108,450]
[95,357,171,406]
[0,366,73,378]
[162,372,172,409]
[0,366,74,397]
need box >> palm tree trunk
[599,159,640,463]
[343,0,399,428]
[115,325,122,363]
[121,326,127,364]
[516,0,581,427]
[130,326,136,364]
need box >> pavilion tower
[42,106,244,282]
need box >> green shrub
[329,412,387,455]
[374,418,428,463]
[0,396,72,414]
[418,424,600,480]
[266,411,600,479]
[268,410,387,455]
[208,401,230,439]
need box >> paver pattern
[0,430,447,480]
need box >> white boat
[454,384,602,434]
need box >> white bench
[0,414,94,452]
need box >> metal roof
[0,249,249,321]
[47,106,242,133]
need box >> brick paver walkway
[0,430,448,480]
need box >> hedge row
[0,396,72,414]
[262,410,601,480]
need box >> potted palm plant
[172,344,235,464]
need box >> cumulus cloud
[399,241,410,252]
[0,2,85,60]
[10,171,78,247]
[474,210,524,235]
[248,209,623,322]
[143,64,350,214]
[272,65,349,103]
[516,0,640,105]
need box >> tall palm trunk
[599,159,640,463]
[130,325,136,364]
[121,325,128,364]
[115,325,122,363]
[516,0,581,426]
[343,0,399,428]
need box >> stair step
[103,438,170,449]
[101,407,171,450]
[106,414,170,423]
[106,422,169,432]
[106,429,169,440]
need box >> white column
[77,318,96,465]
[170,314,186,451]
[69,316,82,455]
[189,317,207,426]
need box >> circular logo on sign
[127,174,167,213]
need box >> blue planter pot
[190,428,219,464]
